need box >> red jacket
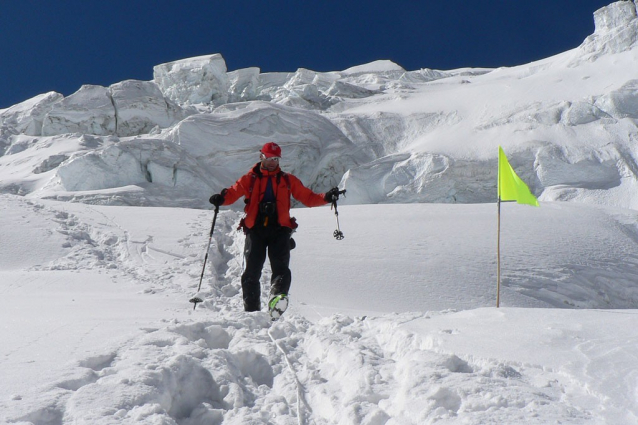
[222,163,328,229]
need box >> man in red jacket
[210,142,341,318]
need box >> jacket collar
[252,162,281,177]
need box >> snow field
[4,311,601,425]
[2,195,638,423]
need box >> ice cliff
[0,1,637,210]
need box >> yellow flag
[498,146,539,206]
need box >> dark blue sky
[1,0,613,108]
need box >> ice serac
[54,138,216,207]
[3,4,638,210]
[341,153,502,205]
[227,67,260,103]
[39,82,188,138]
[153,54,230,105]
[268,68,339,110]
[164,101,362,193]
[0,92,63,136]
[253,72,292,102]
[250,67,381,111]
[47,101,360,207]
[576,0,638,62]
[325,80,381,99]
[594,1,637,32]
[594,79,638,119]
[41,85,116,136]
[110,80,186,137]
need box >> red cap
[260,142,282,158]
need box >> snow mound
[341,59,406,75]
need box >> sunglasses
[260,155,280,162]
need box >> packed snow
[2,198,638,424]
[2,1,638,424]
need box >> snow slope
[2,195,638,424]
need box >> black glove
[324,187,341,203]
[209,193,225,207]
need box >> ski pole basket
[331,189,346,240]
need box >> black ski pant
[241,225,292,312]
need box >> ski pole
[331,189,346,240]
[189,205,219,310]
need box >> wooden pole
[497,197,501,308]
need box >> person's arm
[210,173,251,206]
[289,175,329,207]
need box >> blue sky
[1,0,613,108]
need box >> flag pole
[497,197,501,308]
[496,146,539,308]
[497,147,501,308]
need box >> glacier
[0,1,637,211]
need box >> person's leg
[268,228,292,296]
[241,229,267,311]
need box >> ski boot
[268,294,288,321]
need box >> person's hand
[324,187,341,203]
[209,193,225,207]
